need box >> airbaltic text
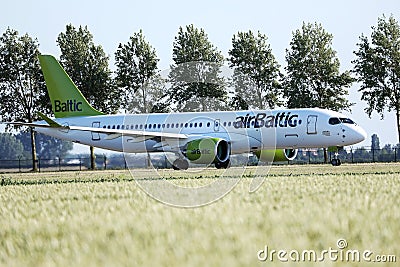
[54,100,83,112]
[234,112,301,128]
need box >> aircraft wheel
[215,159,230,169]
[172,159,189,170]
[331,158,342,166]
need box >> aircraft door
[307,115,318,134]
[91,121,101,141]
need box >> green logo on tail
[38,55,104,118]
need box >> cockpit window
[340,118,355,124]
[328,117,341,125]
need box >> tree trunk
[397,108,400,145]
[30,127,38,171]
[323,147,328,164]
[90,146,96,170]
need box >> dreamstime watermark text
[257,239,397,263]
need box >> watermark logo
[123,61,277,207]
[257,238,397,263]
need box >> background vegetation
[1,15,400,168]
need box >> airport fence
[290,147,400,165]
[0,156,110,173]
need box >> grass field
[1,163,399,266]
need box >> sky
[1,0,400,153]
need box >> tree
[57,24,119,169]
[353,15,400,144]
[115,32,163,167]
[16,132,73,159]
[283,22,353,111]
[228,30,281,109]
[283,22,354,164]
[0,133,25,160]
[167,24,227,112]
[0,28,48,171]
[115,30,160,113]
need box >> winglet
[38,55,104,118]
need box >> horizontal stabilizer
[37,112,62,127]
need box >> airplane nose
[355,127,367,143]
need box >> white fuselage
[36,108,367,154]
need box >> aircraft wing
[4,121,188,140]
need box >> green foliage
[115,30,161,113]
[57,24,119,114]
[283,22,353,111]
[0,133,25,159]
[167,25,227,112]
[353,15,400,143]
[0,28,49,170]
[0,28,49,123]
[228,30,281,109]
[16,132,73,159]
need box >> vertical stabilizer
[38,55,104,118]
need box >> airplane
[6,55,367,169]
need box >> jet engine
[255,149,298,162]
[185,138,230,165]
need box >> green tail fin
[38,55,104,118]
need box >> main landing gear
[215,159,230,169]
[172,158,231,170]
[172,158,189,170]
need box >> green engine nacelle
[186,138,230,165]
[255,149,298,162]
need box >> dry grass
[0,163,399,266]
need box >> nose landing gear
[331,157,341,166]
[329,146,342,166]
